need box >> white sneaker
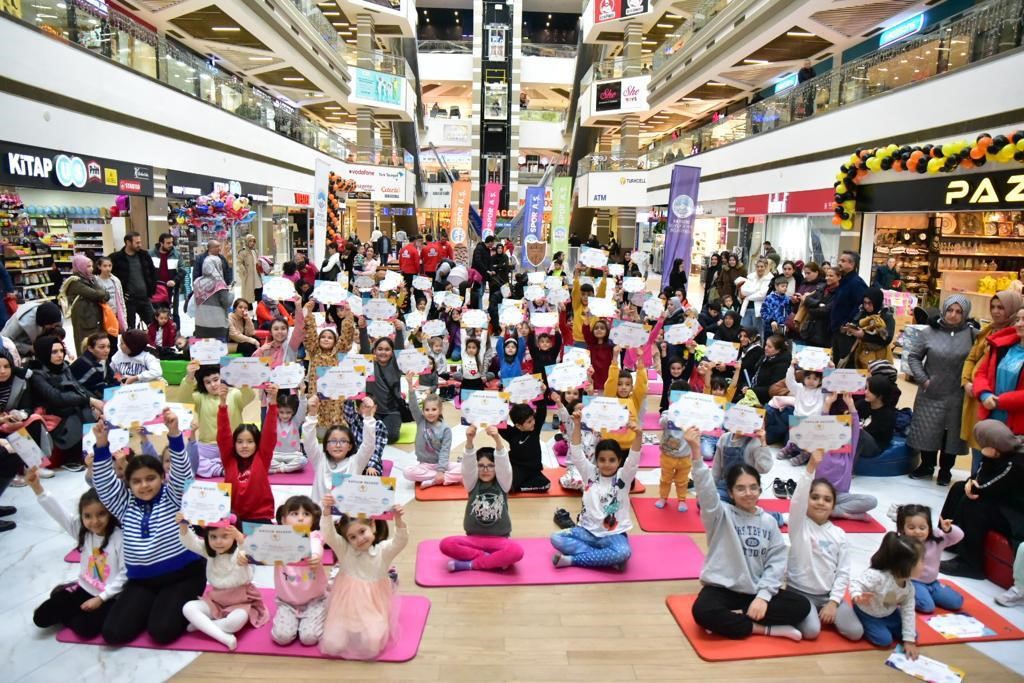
[995,586,1024,607]
[9,475,26,488]
[37,467,56,479]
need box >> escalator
[565,34,600,240]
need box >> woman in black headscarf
[702,253,722,307]
[28,335,103,471]
[714,310,742,343]
[359,330,407,443]
[669,258,688,297]
[0,347,38,530]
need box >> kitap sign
[1,140,153,195]
[592,75,649,115]
[595,0,650,23]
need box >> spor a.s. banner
[550,176,572,255]
[482,182,501,238]
[449,179,471,247]
[523,185,547,269]
[661,165,701,290]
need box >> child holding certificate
[270,496,328,646]
[217,383,279,524]
[602,346,648,454]
[403,372,459,488]
[302,395,379,504]
[303,300,354,431]
[499,401,550,493]
[183,360,256,478]
[656,382,701,512]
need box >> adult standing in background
[668,258,688,299]
[716,253,743,303]
[399,235,423,312]
[422,234,442,281]
[829,250,867,365]
[95,256,127,335]
[236,234,260,305]
[319,242,342,282]
[191,257,232,340]
[873,257,900,290]
[394,228,408,258]
[109,232,156,328]
[0,261,14,330]
[737,258,773,330]
[150,233,185,325]
[191,239,232,294]
[62,255,110,355]
[437,229,455,262]
[375,231,393,266]
[702,253,721,307]
[906,296,977,486]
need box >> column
[616,22,643,249]
[355,14,376,163]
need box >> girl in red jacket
[973,314,1024,434]
[217,383,280,524]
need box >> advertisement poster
[583,170,647,208]
[488,28,506,60]
[595,0,650,23]
[522,186,546,267]
[484,84,507,120]
[595,81,621,111]
[350,67,405,109]
[313,159,329,264]
[448,179,471,246]
[591,76,649,115]
[660,165,701,290]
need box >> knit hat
[35,301,62,327]
[868,359,898,383]
[122,329,149,357]
[973,419,1024,454]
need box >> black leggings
[379,411,403,444]
[511,467,551,493]
[102,559,207,645]
[235,341,258,357]
[692,584,812,639]
[34,583,115,638]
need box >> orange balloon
[832,215,842,225]
[961,157,975,169]
[855,169,868,180]
[892,160,903,171]
[978,137,992,150]
[970,146,985,160]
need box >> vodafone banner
[579,170,648,208]
[344,163,410,203]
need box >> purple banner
[522,185,546,266]
[661,165,701,292]
[481,182,501,238]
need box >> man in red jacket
[421,234,442,280]
[438,229,455,261]
[399,235,423,311]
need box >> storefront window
[765,215,853,266]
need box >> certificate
[667,391,726,431]
[582,396,630,431]
[331,474,396,519]
[312,280,346,305]
[499,305,524,327]
[140,402,195,435]
[354,275,376,291]
[547,287,570,305]
[412,275,432,291]
[82,423,131,454]
[317,365,367,400]
[505,374,544,404]
[544,276,563,291]
[545,361,588,391]
[460,390,510,427]
[269,363,305,389]
[622,276,645,293]
[527,271,546,285]
[404,310,425,330]
[579,247,609,269]
[822,368,868,394]
[607,263,624,277]
[397,349,430,375]
[379,270,403,292]
[461,309,488,329]
[642,297,665,319]
[345,293,363,316]
[664,320,701,344]
[367,320,395,339]
[562,346,591,368]
[103,382,166,428]
[524,285,546,301]
[789,414,852,452]
[189,338,228,365]
[705,341,740,364]
[443,291,465,309]
[363,299,397,320]
[242,524,311,565]
[609,320,649,348]
[181,480,232,526]
[722,404,765,436]
[219,357,271,388]
[531,311,558,328]
[794,346,832,372]
[421,319,447,338]
[261,276,297,302]
[587,296,618,318]
[8,428,45,468]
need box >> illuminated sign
[879,13,924,47]
[774,74,797,94]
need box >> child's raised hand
[683,426,701,445]
[227,525,245,545]
[405,371,417,387]
[162,407,180,436]
[308,553,322,572]
[484,425,499,439]
[175,511,187,526]
[264,383,280,403]
[359,396,377,418]
[392,503,406,527]
[92,420,109,447]
[321,494,335,511]
[186,359,200,376]
[237,552,249,567]
[808,448,825,472]
[24,466,43,494]
[938,518,953,533]
[308,394,320,414]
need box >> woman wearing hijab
[702,253,721,307]
[28,335,103,471]
[716,254,743,302]
[191,257,232,339]
[906,295,977,486]
[715,310,742,343]
[359,330,407,443]
[843,286,895,369]
[61,255,110,354]
[669,258,688,298]
[800,266,838,347]
[960,290,1024,475]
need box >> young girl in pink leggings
[439,425,525,572]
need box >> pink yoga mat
[56,590,430,662]
[642,413,661,430]
[199,460,393,485]
[414,535,703,587]
[556,445,660,469]
[631,497,886,534]
[64,549,80,563]
[648,381,663,396]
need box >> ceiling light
[36,12,57,18]
[249,56,274,61]
[786,31,815,37]
[322,11,339,15]
[707,81,726,86]
[642,40,656,45]
[283,77,305,81]
[547,13,551,18]
[212,26,241,31]
[666,13,682,18]
[656,23,673,28]
[743,58,769,64]
[324,105,340,109]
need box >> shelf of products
[4,245,56,303]
[935,210,1024,272]
[871,213,936,301]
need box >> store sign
[0,140,153,195]
[734,188,834,215]
[879,13,924,47]
[272,187,312,207]
[774,74,798,94]
[349,67,406,111]
[591,75,649,115]
[422,183,452,209]
[345,163,409,203]
[595,0,650,23]
[857,169,1024,212]
[581,170,647,208]
[166,170,268,200]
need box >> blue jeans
[764,405,794,445]
[550,527,631,568]
[912,579,963,613]
[853,604,904,647]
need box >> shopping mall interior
[1,0,1023,680]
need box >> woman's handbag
[100,303,120,336]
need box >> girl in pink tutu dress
[176,513,269,650]
[318,498,408,659]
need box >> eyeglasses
[477,463,495,470]
[327,439,351,446]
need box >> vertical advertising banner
[660,166,702,291]
[449,179,471,247]
[481,182,502,239]
[522,185,546,268]
[312,159,329,265]
[550,176,572,255]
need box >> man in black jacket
[109,232,157,327]
[470,236,495,309]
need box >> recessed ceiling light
[742,58,769,64]
[324,105,340,110]
[249,56,274,61]
[212,26,240,31]
[642,40,656,45]
[656,23,673,28]
[707,81,726,86]
[666,13,682,18]
[322,10,339,15]
[283,77,305,81]
[786,31,815,37]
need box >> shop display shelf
[938,252,1024,257]
[8,266,52,273]
[20,283,54,290]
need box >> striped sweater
[93,432,203,579]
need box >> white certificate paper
[379,270,403,292]
[354,275,376,292]
[412,276,432,291]
[404,310,425,330]
[531,311,558,328]
[527,271,545,285]
[547,288,570,305]
[622,276,645,293]
[82,424,131,454]
[219,357,271,388]
[587,296,617,318]
[722,404,765,436]
[181,480,232,526]
[243,524,311,565]
[642,297,665,319]
[545,361,589,392]
[317,365,367,400]
[8,428,44,468]
[331,474,396,519]
[499,305,524,327]
[607,263,624,277]
[103,382,166,428]
[269,363,305,390]
[582,396,630,431]
[421,319,447,338]
[461,309,488,329]
[609,320,649,348]
[189,338,228,365]
[664,320,701,345]
[524,285,546,301]
[261,276,297,302]
[789,414,852,452]
[545,276,563,290]
[367,320,395,339]
[505,374,544,404]
[667,391,726,431]
[444,292,464,309]
[795,346,832,372]
[822,368,868,394]
[579,247,609,269]
[363,299,397,320]
[460,390,510,427]
[345,293,363,316]
[705,341,740,364]
[397,349,430,375]
[561,346,591,368]
[312,280,347,305]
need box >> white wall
[521,56,575,85]
[518,120,567,150]
[417,53,473,82]
[645,53,1024,205]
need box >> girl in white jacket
[737,258,774,329]
[850,532,924,660]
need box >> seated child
[771,360,825,456]
[895,504,964,613]
[850,532,924,660]
[403,373,460,488]
[270,392,309,474]
[499,401,550,493]
[148,307,182,359]
[270,496,328,646]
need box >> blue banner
[661,166,701,292]
[523,185,546,266]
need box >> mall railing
[520,108,567,122]
[584,55,648,85]
[417,40,473,53]
[341,46,409,77]
[576,155,644,175]
[521,43,578,57]
[1,2,421,171]
[652,0,732,71]
[640,0,1024,170]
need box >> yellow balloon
[997,146,1015,163]
[842,200,856,211]
[866,157,882,172]
[836,183,848,194]
[841,219,853,230]
[1016,139,1024,152]
[942,143,955,157]
[927,157,943,173]
[887,143,899,155]
[176,215,185,225]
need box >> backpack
[57,277,80,317]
